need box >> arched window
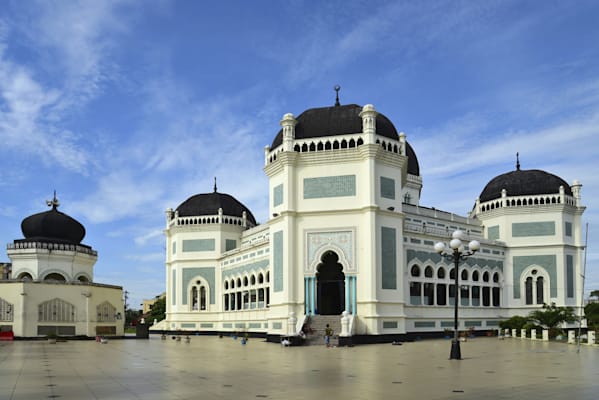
[472,271,479,281]
[250,275,256,285]
[424,266,433,278]
[437,267,446,279]
[483,272,489,282]
[536,277,544,304]
[525,277,533,305]
[410,265,420,277]
[190,280,208,311]
[258,273,264,284]
[404,193,411,204]
[461,270,468,281]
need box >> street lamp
[434,230,480,360]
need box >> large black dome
[21,204,86,245]
[271,103,420,176]
[479,169,572,202]
[176,191,257,225]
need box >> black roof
[271,103,420,176]
[20,206,86,245]
[479,169,572,202]
[176,191,257,225]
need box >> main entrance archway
[316,251,345,315]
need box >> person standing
[324,324,333,347]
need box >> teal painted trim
[383,321,398,329]
[223,323,233,328]
[565,222,572,237]
[181,323,196,328]
[566,255,574,298]
[273,184,283,206]
[381,227,397,289]
[303,175,356,199]
[200,323,213,328]
[380,177,395,200]
[465,321,482,327]
[171,270,176,306]
[440,321,454,328]
[486,321,499,327]
[235,323,246,329]
[249,323,261,329]
[226,239,237,251]
[223,259,269,279]
[488,226,500,241]
[182,239,215,252]
[172,241,177,254]
[272,322,282,330]
[273,231,284,292]
[513,255,557,298]
[181,267,216,305]
[415,321,435,328]
[512,221,555,237]
[406,249,504,271]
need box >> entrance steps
[302,315,342,346]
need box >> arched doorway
[316,251,345,315]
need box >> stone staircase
[302,315,342,346]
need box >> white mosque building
[155,97,586,344]
[0,194,124,339]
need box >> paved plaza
[1,336,598,400]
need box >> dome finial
[516,152,520,171]
[334,85,341,106]
[46,190,60,210]
[214,177,217,193]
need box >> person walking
[324,324,333,347]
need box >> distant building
[155,98,586,343]
[0,194,124,338]
[142,292,166,315]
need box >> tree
[590,290,599,299]
[499,315,530,331]
[528,303,576,337]
[585,302,599,329]
[148,296,166,323]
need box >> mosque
[155,95,586,343]
[0,194,124,339]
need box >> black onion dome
[271,103,421,176]
[479,169,572,202]
[176,191,257,225]
[21,207,86,245]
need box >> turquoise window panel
[235,323,246,329]
[488,226,500,241]
[414,321,435,328]
[272,322,283,330]
[512,222,555,237]
[380,177,395,200]
[200,323,214,328]
[383,321,398,329]
[566,255,574,298]
[172,241,176,254]
[273,184,283,206]
[513,255,557,298]
[249,323,261,329]
[465,321,482,327]
[223,323,233,328]
[225,239,237,251]
[381,227,397,289]
[182,239,215,252]
[181,267,215,305]
[181,323,196,328]
[440,321,454,328]
[273,231,284,292]
[171,269,176,306]
[565,222,572,237]
[303,175,356,199]
[486,321,500,327]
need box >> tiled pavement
[1,336,598,399]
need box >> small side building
[0,194,124,338]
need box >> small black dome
[21,206,86,245]
[176,191,257,225]
[271,103,420,176]
[479,169,572,202]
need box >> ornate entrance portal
[316,251,345,315]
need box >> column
[352,276,357,315]
[305,277,309,315]
[310,277,316,315]
[345,276,350,313]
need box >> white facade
[158,102,586,341]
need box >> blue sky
[1,0,598,309]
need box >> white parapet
[531,329,537,340]
[568,330,576,344]
[512,329,517,338]
[542,330,549,341]
[588,331,596,345]
[504,328,511,338]
[521,328,527,339]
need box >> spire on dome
[46,190,60,210]
[516,152,521,171]
[334,85,341,106]
[214,177,217,193]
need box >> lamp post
[434,230,480,360]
